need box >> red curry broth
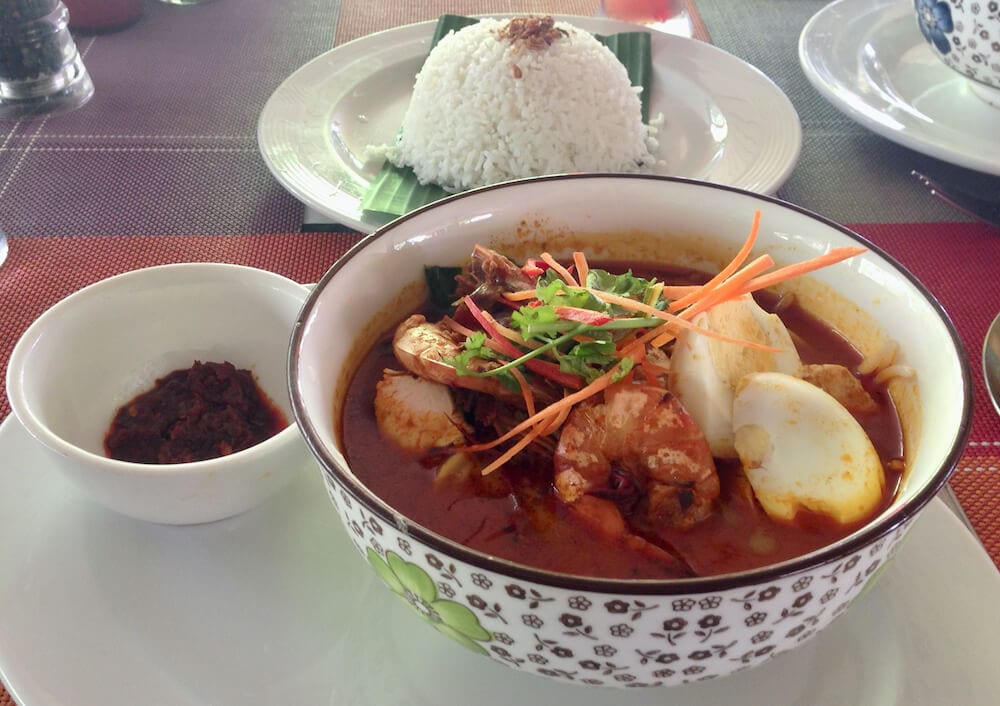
[340,262,903,580]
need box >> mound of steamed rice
[379,17,661,193]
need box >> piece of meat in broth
[799,363,878,415]
[374,370,470,455]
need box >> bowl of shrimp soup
[289,174,971,688]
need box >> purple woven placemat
[0,0,342,237]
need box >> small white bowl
[7,263,312,525]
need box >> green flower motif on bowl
[367,548,492,654]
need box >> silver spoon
[985,311,1000,418]
[935,316,1000,536]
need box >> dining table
[0,0,998,704]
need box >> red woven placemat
[849,221,1000,562]
[1,224,997,556]
[0,221,997,704]
[0,232,363,421]
[0,233,367,706]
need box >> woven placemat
[1,224,997,554]
[0,232,363,422]
[0,219,997,703]
[695,0,1000,226]
[848,220,1000,563]
[1,0,996,700]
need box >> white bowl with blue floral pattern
[914,0,1000,106]
[289,174,972,688]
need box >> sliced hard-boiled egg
[732,371,885,525]
[374,371,470,455]
[671,295,802,457]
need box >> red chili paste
[104,361,287,464]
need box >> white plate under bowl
[258,15,801,232]
[0,414,997,705]
[798,0,1000,176]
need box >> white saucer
[258,15,801,232]
[0,414,998,704]
[799,0,1000,176]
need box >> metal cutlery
[984,311,1000,419]
[937,312,1000,538]
[911,170,1000,227]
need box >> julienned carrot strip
[478,424,548,476]
[473,350,642,463]
[648,248,861,347]
[464,363,621,457]
[635,311,782,352]
[587,293,768,351]
[582,286,773,352]
[737,247,866,295]
[668,210,761,312]
[441,316,473,337]
[480,310,538,349]
[453,217,868,476]
[503,289,539,302]
[503,277,692,304]
[465,297,517,346]
[540,252,577,286]
[586,289,676,321]
[659,284,702,298]
[509,366,535,417]
[573,251,590,286]
[675,254,775,321]
[538,400,571,436]
[446,315,537,351]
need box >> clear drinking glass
[62,0,142,34]
[0,0,94,119]
[599,0,688,34]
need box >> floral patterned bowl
[289,175,972,688]
[914,0,1000,106]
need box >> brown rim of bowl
[288,173,974,595]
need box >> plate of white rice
[258,15,801,233]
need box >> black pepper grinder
[0,0,94,119]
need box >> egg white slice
[671,295,801,457]
[732,371,885,525]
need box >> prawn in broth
[341,215,906,579]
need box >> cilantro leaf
[557,340,621,383]
[610,357,636,383]
[585,268,665,314]
[511,303,578,340]
[449,332,521,392]
[535,272,605,311]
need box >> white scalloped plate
[0,414,998,705]
[257,15,801,232]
